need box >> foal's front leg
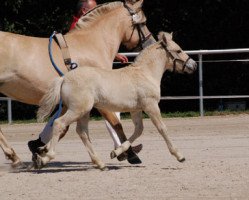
[76,114,106,170]
[145,103,185,162]
[35,110,79,168]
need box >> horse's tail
[37,77,64,122]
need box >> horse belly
[0,80,45,105]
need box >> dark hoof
[131,144,143,154]
[110,151,116,159]
[178,157,186,163]
[116,144,143,162]
[127,146,142,164]
[127,154,142,164]
[28,138,45,156]
[32,153,45,169]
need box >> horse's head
[122,0,156,51]
[158,32,197,74]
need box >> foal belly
[94,98,142,112]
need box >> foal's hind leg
[35,110,80,168]
[76,114,106,170]
[145,103,185,162]
[98,109,142,164]
[0,128,22,167]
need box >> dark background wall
[1,0,249,120]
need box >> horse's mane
[73,1,123,30]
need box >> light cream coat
[0,0,155,167]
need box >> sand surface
[1,115,249,200]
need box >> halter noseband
[160,41,190,73]
[124,3,152,51]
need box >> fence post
[7,98,12,124]
[198,54,204,116]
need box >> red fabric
[69,16,80,31]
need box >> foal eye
[176,50,182,53]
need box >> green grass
[1,109,249,124]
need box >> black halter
[160,41,190,73]
[124,3,153,51]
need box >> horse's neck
[69,7,127,63]
[135,46,167,84]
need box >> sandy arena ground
[0,114,249,200]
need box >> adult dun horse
[0,0,155,167]
[36,32,197,169]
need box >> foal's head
[122,0,156,51]
[158,32,197,74]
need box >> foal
[36,32,197,169]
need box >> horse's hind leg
[98,109,142,164]
[0,128,22,167]
[76,114,106,170]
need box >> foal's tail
[37,77,64,122]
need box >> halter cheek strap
[123,3,153,51]
[160,41,190,73]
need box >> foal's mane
[133,42,162,66]
[74,1,123,30]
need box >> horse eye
[176,50,182,53]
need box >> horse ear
[157,32,167,45]
[125,0,143,7]
[170,32,173,39]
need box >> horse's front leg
[98,109,142,164]
[0,128,22,167]
[111,111,144,158]
[145,103,185,162]
[76,113,106,170]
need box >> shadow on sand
[10,161,146,174]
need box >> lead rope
[48,31,64,126]
[48,31,64,76]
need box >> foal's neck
[134,44,167,84]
